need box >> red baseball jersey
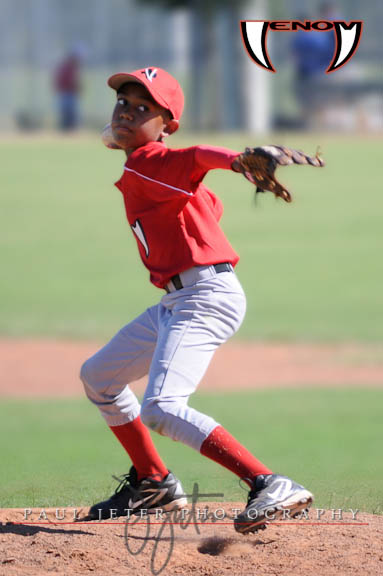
[114,141,240,288]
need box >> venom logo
[240,20,363,73]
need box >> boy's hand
[101,123,121,149]
[233,146,325,202]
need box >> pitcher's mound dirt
[0,505,382,576]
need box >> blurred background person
[53,45,85,131]
[290,2,338,128]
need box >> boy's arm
[194,145,240,176]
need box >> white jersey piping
[124,167,193,197]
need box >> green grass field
[0,133,382,517]
[1,389,381,512]
[0,133,382,341]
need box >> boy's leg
[141,273,271,483]
[81,305,188,519]
[200,425,272,484]
[109,417,167,480]
[141,272,312,533]
[80,305,167,479]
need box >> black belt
[165,262,233,293]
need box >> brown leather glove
[232,145,325,202]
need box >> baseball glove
[233,145,325,203]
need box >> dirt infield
[0,506,382,576]
[0,339,382,397]
[0,338,382,575]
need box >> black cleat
[88,466,187,520]
[234,474,313,535]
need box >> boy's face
[111,83,177,150]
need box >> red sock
[200,425,272,486]
[110,416,168,481]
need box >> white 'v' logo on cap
[144,68,158,82]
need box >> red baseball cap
[107,67,184,121]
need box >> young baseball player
[81,66,313,534]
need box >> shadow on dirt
[0,522,95,537]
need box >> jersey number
[131,219,149,257]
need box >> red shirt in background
[54,56,81,93]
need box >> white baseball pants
[80,266,246,451]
